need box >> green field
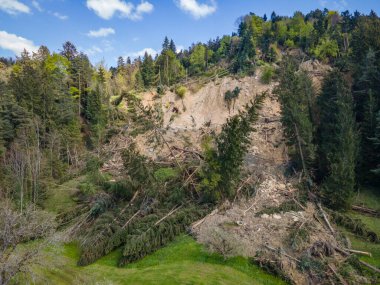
[38,235,285,285]
[344,187,380,268]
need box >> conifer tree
[274,57,316,175]
[353,49,380,179]
[141,52,155,88]
[318,70,358,210]
[169,39,177,53]
[162,36,170,51]
[370,111,380,178]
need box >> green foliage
[313,37,339,62]
[224,87,241,112]
[274,57,316,174]
[330,211,379,243]
[119,205,207,266]
[199,92,265,201]
[287,222,311,251]
[370,111,380,176]
[141,52,156,88]
[260,66,275,84]
[153,167,179,182]
[256,200,303,216]
[156,50,184,86]
[175,86,187,99]
[104,180,134,200]
[189,44,207,75]
[156,84,166,96]
[318,70,358,210]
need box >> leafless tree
[203,228,240,260]
[0,201,56,285]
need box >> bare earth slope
[101,68,352,284]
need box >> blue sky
[1,0,379,67]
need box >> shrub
[203,228,240,260]
[104,180,134,200]
[154,167,179,182]
[175,86,187,99]
[157,85,166,96]
[260,66,275,84]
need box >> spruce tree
[369,111,380,178]
[274,57,316,175]
[353,49,380,180]
[162,37,170,51]
[318,70,358,210]
[169,39,177,53]
[141,52,155,88]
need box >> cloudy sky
[1,0,379,66]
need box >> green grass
[38,235,286,285]
[43,176,85,213]
[340,187,380,270]
[353,187,380,210]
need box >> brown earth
[101,67,353,284]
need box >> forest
[0,7,380,285]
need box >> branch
[317,203,335,235]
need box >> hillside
[1,7,380,285]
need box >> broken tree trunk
[352,205,380,217]
[317,203,335,235]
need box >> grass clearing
[43,176,84,213]
[339,187,380,269]
[353,187,380,210]
[37,235,286,285]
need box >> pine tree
[353,49,380,180]
[235,17,256,73]
[60,41,78,62]
[199,92,266,201]
[141,52,155,88]
[370,111,380,177]
[274,57,316,176]
[117,56,125,70]
[318,70,358,210]
[169,39,177,53]
[162,37,170,52]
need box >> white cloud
[0,30,38,55]
[131,1,153,20]
[84,45,103,56]
[87,27,115,38]
[319,0,348,10]
[52,12,68,20]
[176,45,185,53]
[0,0,30,15]
[32,0,43,12]
[86,0,153,20]
[127,47,158,58]
[176,0,216,19]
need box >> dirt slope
[101,71,351,284]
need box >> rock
[261,214,269,219]
[273,214,281,220]
[278,183,286,190]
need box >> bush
[154,167,179,182]
[203,228,240,260]
[175,86,187,99]
[157,85,166,96]
[85,155,103,173]
[104,180,134,200]
[260,66,275,84]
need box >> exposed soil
[100,69,356,284]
